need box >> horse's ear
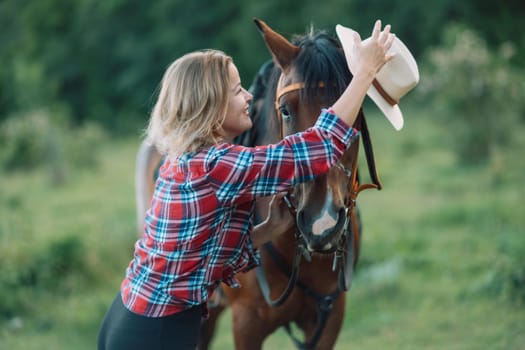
[253,18,299,74]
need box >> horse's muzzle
[299,207,347,253]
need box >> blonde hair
[146,50,233,157]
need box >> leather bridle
[274,73,381,215]
[255,73,383,349]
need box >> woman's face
[221,63,253,142]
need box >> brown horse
[198,19,383,350]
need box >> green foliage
[2,115,524,349]
[1,1,525,347]
[65,122,108,169]
[0,234,86,318]
[0,109,107,184]
[484,234,525,305]
[0,110,56,170]
[418,25,525,164]
[350,0,525,65]
[1,1,525,135]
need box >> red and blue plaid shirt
[121,109,358,317]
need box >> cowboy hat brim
[368,84,404,130]
[335,24,405,130]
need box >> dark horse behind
[198,19,383,350]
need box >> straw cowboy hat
[335,24,419,130]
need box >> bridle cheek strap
[275,74,382,214]
[345,113,382,217]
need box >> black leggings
[97,293,203,350]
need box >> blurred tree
[0,0,523,135]
[419,25,524,165]
[0,0,19,117]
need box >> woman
[98,20,395,350]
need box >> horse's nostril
[296,209,318,236]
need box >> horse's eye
[279,106,292,121]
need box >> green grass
[1,109,524,349]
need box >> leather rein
[255,74,383,349]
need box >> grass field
[1,107,524,349]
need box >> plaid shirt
[121,109,359,317]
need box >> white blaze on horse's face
[312,214,337,251]
[311,192,337,236]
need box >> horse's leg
[197,286,229,350]
[300,294,346,350]
[230,303,273,350]
[197,304,226,350]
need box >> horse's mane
[249,59,276,102]
[234,59,280,146]
[235,28,352,147]
[291,29,351,106]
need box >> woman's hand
[348,20,396,79]
[265,192,295,233]
[332,20,396,126]
[250,193,295,248]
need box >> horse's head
[253,19,364,254]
